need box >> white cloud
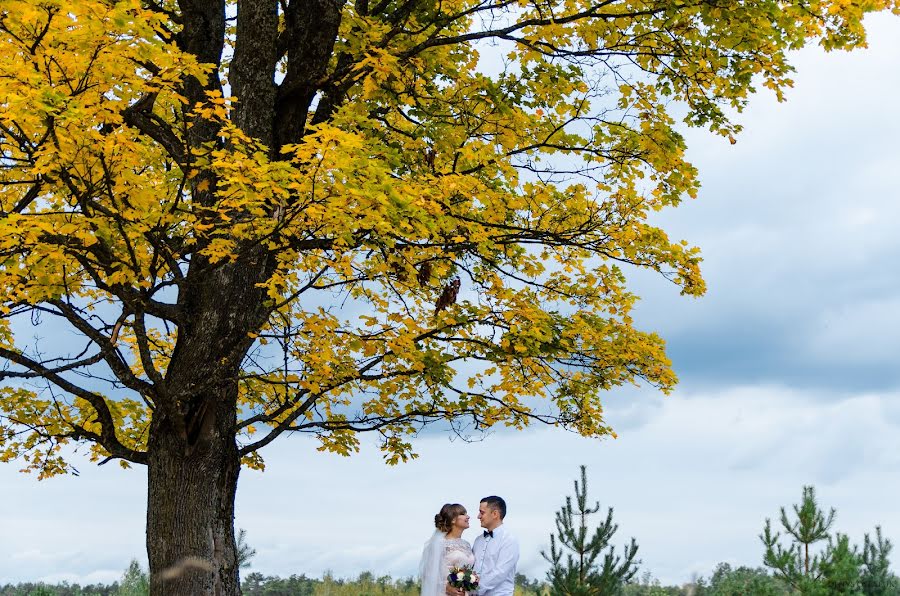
[232,385,900,585]
[36,570,125,586]
[3,386,900,586]
[617,12,900,392]
[0,462,146,584]
[810,296,900,364]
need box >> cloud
[3,385,900,586]
[0,462,146,585]
[35,570,125,586]
[230,385,900,585]
[809,296,900,365]
[620,12,900,394]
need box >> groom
[470,495,520,596]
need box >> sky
[3,11,900,588]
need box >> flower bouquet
[448,565,480,593]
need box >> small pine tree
[761,485,836,592]
[236,528,257,569]
[860,527,899,595]
[542,465,640,595]
[819,533,862,595]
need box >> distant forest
[5,482,898,595]
[3,560,899,596]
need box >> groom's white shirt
[472,524,519,596]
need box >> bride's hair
[434,503,466,533]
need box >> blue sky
[2,12,900,588]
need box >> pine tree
[860,527,900,595]
[542,465,639,595]
[236,528,257,570]
[819,533,862,595]
[761,485,836,591]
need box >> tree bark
[139,2,346,593]
[146,381,242,595]
[144,250,273,595]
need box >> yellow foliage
[0,0,895,475]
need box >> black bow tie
[483,530,494,538]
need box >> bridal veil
[419,530,445,596]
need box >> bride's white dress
[419,532,475,596]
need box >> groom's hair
[481,496,507,519]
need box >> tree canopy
[3,0,894,476]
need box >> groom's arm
[478,538,520,593]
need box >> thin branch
[0,347,147,464]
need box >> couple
[419,496,519,596]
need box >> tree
[542,465,639,594]
[516,573,547,594]
[0,0,895,594]
[818,533,862,595]
[236,528,257,570]
[696,563,788,596]
[761,485,836,591]
[619,571,681,596]
[619,584,679,596]
[117,560,150,596]
[240,572,318,596]
[860,527,900,596]
[760,485,881,595]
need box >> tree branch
[46,300,157,398]
[0,347,148,464]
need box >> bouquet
[447,565,480,592]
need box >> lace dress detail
[420,535,474,596]
[444,537,475,570]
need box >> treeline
[239,571,543,595]
[0,572,525,596]
[5,472,900,595]
[0,584,118,596]
[3,562,899,596]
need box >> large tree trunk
[143,241,272,594]
[146,385,242,595]
[136,0,346,590]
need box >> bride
[419,503,475,596]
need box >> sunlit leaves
[1,0,896,473]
